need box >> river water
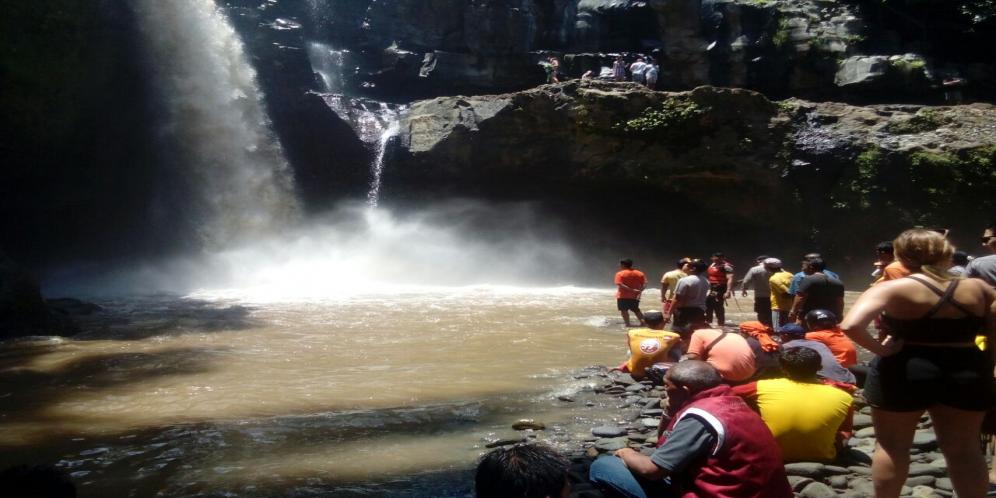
[0,286,658,497]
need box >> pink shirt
[688,329,757,382]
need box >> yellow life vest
[627,329,681,378]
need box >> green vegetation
[772,18,792,48]
[886,109,951,135]
[617,98,705,135]
[890,58,927,73]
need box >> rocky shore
[499,361,953,498]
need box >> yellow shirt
[769,271,794,311]
[660,269,687,300]
[626,329,681,378]
[753,378,852,462]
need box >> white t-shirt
[675,274,710,310]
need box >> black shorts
[863,345,993,412]
[617,298,641,312]
[753,297,771,315]
[673,307,705,329]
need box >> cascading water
[366,120,400,207]
[305,41,403,206]
[132,0,300,248]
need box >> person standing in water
[615,258,647,327]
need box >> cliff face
[388,82,996,256]
[253,0,992,102]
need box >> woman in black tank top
[840,229,996,498]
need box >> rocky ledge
[501,366,952,498]
[387,81,996,260]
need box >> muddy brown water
[0,289,864,497]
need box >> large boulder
[0,253,77,339]
[387,81,996,262]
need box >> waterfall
[132,0,300,248]
[367,120,399,207]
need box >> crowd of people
[542,54,663,89]
[476,223,996,498]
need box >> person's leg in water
[870,408,921,497]
[632,304,646,327]
[705,293,717,325]
[715,291,726,326]
[930,404,987,498]
[621,309,632,327]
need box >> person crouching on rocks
[841,228,996,498]
[611,311,682,380]
[730,347,854,463]
[589,360,793,498]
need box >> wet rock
[639,418,658,428]
[910,485,940,498]
[847,466,873,476]
[854,427,875,438]
[559,395,576,402]
[849,480,875,495]
[852,413,873,428]
[787,476,813,492]
[907,463,946,477]
[828,475,848,489]
[594,437,630,452]
[625,383,648,393]
[799,481,836,498]
[784,462,825,479]
[912,431,937,449]
[591,426,627,438]
[933,478,952,491]
[585,447,600,458]
[823,465,849,475]
[513,419,546,431]
[905,475,935,486]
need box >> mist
[43,200,604,301]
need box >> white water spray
[132,0,300,248]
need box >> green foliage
[890,58,926,73]
[773,18,792,48]
[616,98,705,136]
[886,109,951,135]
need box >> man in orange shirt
[872,241,911,284]
[804,309,857,367]
[615,259,647,327]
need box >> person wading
[615,258,647,327]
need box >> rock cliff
[387,82,996,257]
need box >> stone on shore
[591,426,627,438]
[784,462,825,479]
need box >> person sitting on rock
[803,309,857,368]
[683,326,757,384]
[730,347,854,463]
[775,323,856,385]
[612,311,682,380]
[476,443,570,498]
[589,360,793,498]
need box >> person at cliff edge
[588,361,793,498]
[615,258,647,327]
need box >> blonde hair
[893,228,955,281]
